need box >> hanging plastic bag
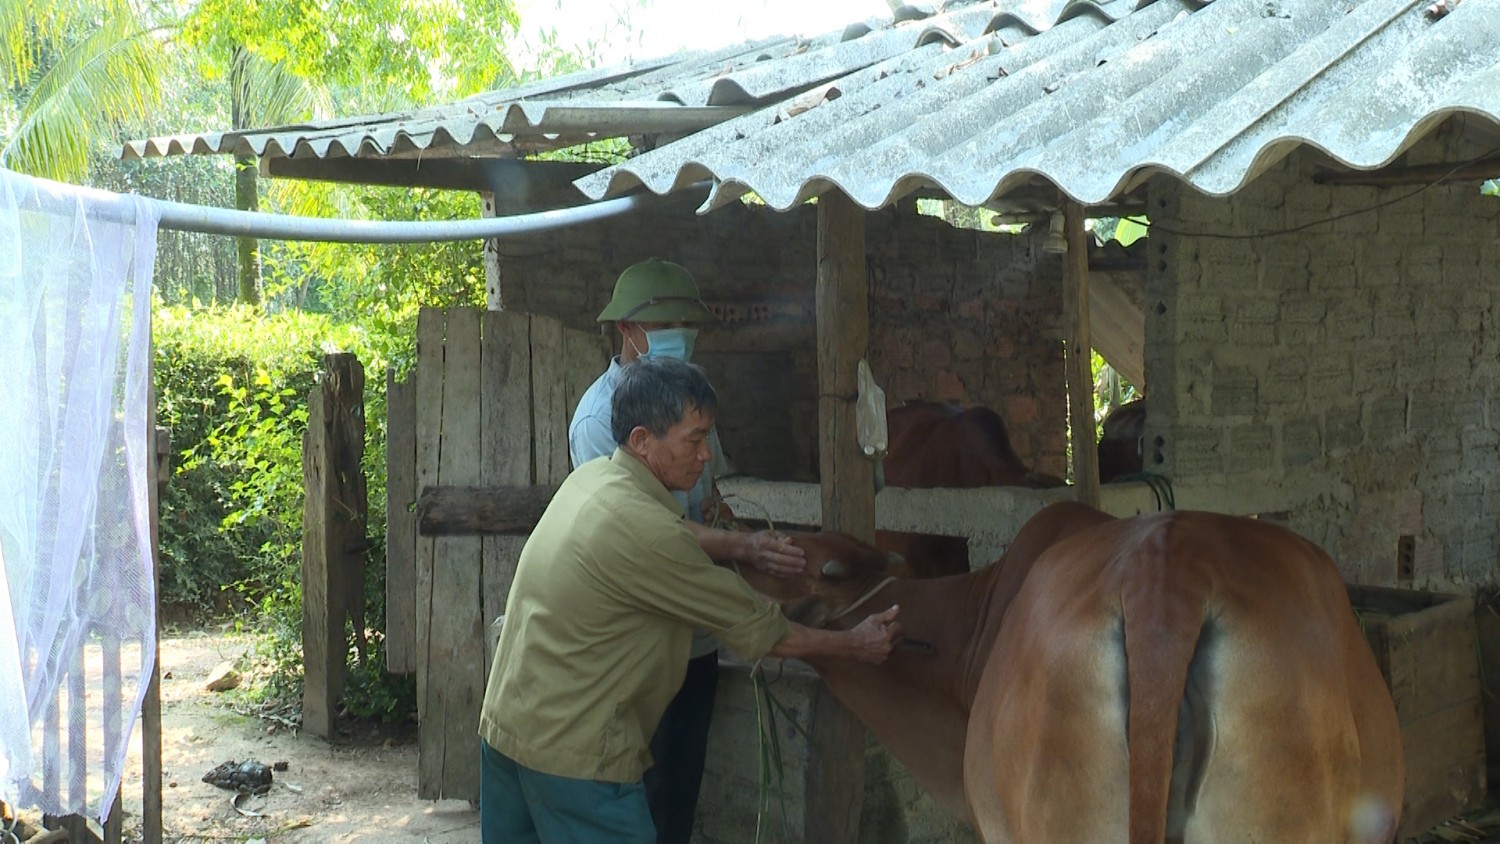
[855,359,888,459]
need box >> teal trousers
[480,741,655,844]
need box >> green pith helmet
[596,258,716,324]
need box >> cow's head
[741,531,908,628]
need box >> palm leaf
[232,46,329,129]
[2,0,73,87]
[266,176,362,222]
[1,6,163,182]
[0,0,134,91]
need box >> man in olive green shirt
[479,358,900,844]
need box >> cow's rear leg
[1182,640,1365,843]
[966,619,1130,844]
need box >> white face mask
[632,327,698,362]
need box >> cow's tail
[1121,569,1212,844]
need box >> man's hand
[740,530,806,577]
[844,605,901,664]
[768,604,902,664]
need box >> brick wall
[491,201,1068,481]
[1147,118,1500,590]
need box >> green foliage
[0,0,165,181]
[1091,350,1140,435]
[1114,217,1148,245]
[199,369,308,556]
[340,624,417,724]
[1483,179,1499,197]
[180,0,522,110]
[1092,216,1149,246]
[154,301,411,723]
[914,198,1026,234]
[155,304,330,611]
[96,155,240,304]
[224,45,331,129]
[262,185,487,373]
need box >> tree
[218,46,329,304]
[175,0,523,304]
[0,0,164,182]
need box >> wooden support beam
[103,793,121,844]
[812,189,872,844]
[416,484,560,536]
[1063,201,1101,509]
[816,191,876,541]
[480,310,538,669]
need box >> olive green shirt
[477,448,790,783]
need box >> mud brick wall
[1146,117,1500,591]
[489,201,1068,482]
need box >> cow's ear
[821,559,846,579]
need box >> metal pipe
[3,168,708,243]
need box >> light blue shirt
[568,358,726,524]
[568,358,730,659]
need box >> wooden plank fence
[480,311,533,679]
[384,372,418,673]
[386,307,607,800]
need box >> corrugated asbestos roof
[122,0,1500,212]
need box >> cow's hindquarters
[963,569,1132,844]
[1165,521,1402,844]
[1173,615,1361,843]
[963,513,1403,844]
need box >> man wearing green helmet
[568,258,806,844]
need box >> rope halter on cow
[827,576,899,624]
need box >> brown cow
[884,401,1061,489]
[878,402,1062,579]
[742,503,1404,844]
[1098,398,1147,483]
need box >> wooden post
[1063,200,1101,508]
[817,191,876,541]
[141,407,169,844]
[482,192,506,312]
[301,353,367,738]
[812,189,872,843]
[301,372,334,738]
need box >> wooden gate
[385,307,609,799]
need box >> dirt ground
[110,630,478,843]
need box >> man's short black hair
[612,358,718,446]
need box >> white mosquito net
[0,169,159,824]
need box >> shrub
[155,302,406,720]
